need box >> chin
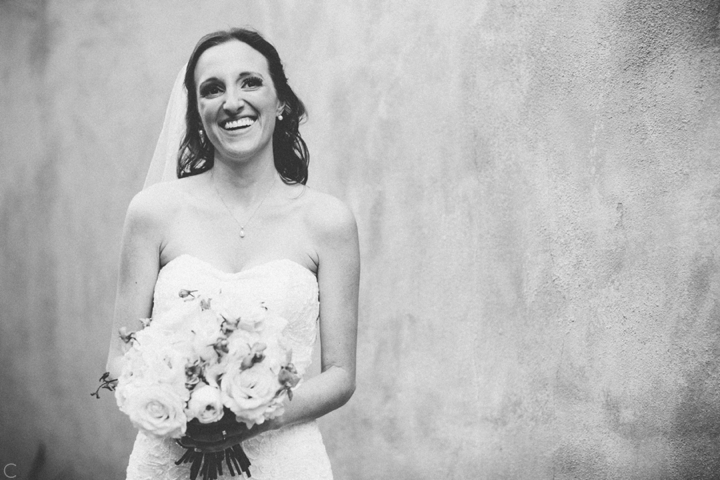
[217,145,268,163]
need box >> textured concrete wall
[1,1,719,479]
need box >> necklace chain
[212,172,275,239]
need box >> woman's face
[194,40,282,165]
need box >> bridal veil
[143,65,187,189]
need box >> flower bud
[279,364,300,389]
[119,327,136,344]
[240,343,267,370]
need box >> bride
[105,28,359,479]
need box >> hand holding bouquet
[114,289,301,479]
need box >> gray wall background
[1,1,719,479]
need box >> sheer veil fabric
[143,65,187,189]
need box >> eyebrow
[198,71,265,88]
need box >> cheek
[196,101,217,127]
[198,107,211,125]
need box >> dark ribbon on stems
[176,408,252,479]
[175,443,251,480]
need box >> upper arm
[313,196,360,384]
[106,189,167,373]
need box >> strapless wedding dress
[125,254,334,480]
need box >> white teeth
[224,117,255,129]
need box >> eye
[199,83,224,98]
[242,76,263,89]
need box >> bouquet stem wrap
[175,408,252,480]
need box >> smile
[222,117,256,130]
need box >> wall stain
[602,389,667,442]
[670,360,720,476]
[1,0,52,73]
[552,442,609,479]
[614,0,720,74]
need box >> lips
[222,117,256,130]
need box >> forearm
[184,364,354,452]
[270,365,355,430]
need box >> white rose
[120,383,188,438]
[186,384,225,424]
[221,363,283,427]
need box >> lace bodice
[126,254,333,480]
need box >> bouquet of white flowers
[113,288,301,480]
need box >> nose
[222,87,244,113]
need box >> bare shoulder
[300,188,358,244]
[124,179,191,231]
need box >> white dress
[125,254,334,480]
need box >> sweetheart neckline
[161,254,318,282]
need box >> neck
[210,154,278,204]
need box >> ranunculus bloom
[186,384,225,424]
[120,383,188,438]
[221,363,283,427]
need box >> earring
[277,114,284,121]
[198,129,206,142]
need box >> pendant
[239,227,245,239]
